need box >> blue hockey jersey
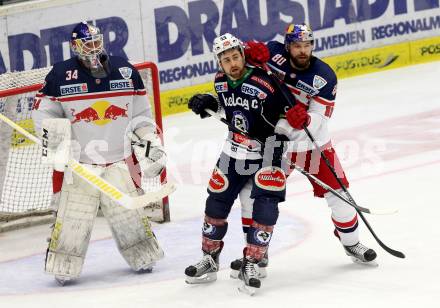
[214,66,291,159]
[267,41,337,151]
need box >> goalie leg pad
[100,164,164,271]
[45,172,100,279]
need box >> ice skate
[230,251,268,279]
[344,242,378,266]
[137,262,155,273]
[238,257,261,296]
[55,275,71,286]
[185,253,219,284]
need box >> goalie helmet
[285,23,314,48]
[213,33,244,64]
[70,22,105,69]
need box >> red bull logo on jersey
[70,101,129,126]
[255,166,286,191]
[109,79,134,90]
[60,83,88,96]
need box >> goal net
[0,62,169,232]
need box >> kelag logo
[335,54,399,72]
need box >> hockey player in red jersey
[231,24,377,277]
[184,33,294,295]
[32,22,166,285]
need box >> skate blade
[185,272,217,284]
[258,267,267,278]
[350,256,379,267]
[238,282,258,296]
[55,276,71,286]
[230,269,240,279]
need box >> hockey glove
[40,118,72,172]
[188,93,219,119]
[286,104,311,130]
[262,133,290,168]
[244,41,270,66]
[130,127,166,178]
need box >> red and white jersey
[267,41,337,151]
[32,56,152,164]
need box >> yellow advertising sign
[160,82,215,116]
[324,43,411,79]
[410,36,440,64]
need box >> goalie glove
[41,118,72,172]
[130,126,166,178]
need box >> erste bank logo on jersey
[241,83,267,99]
[60,83,88,96]
[215,82,228,93]
[110,79,134,90]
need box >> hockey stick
[258,63,405,258]
[0,113,176,210]
[204,109,394,216]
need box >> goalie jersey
[214,66,291,160]
[32,56,151,164]
[267,41,337,151]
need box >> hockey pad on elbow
[41,118,72,172]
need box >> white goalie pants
[45,163,164,279]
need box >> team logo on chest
[313,75,327,89]
[119,67,133,79]
[232,110,249,133]
[241,83,267,99]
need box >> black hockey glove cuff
[188,93,219,119]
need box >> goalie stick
[204,109,395,216]
[257,63,405,259]
[0,113,176,210]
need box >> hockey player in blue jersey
[232,24,377,275]
[184,33,293,295]
[32,22,166,285]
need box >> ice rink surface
[1,61,439,307]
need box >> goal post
[0,62,170,232]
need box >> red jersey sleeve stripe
[313,96,335,107]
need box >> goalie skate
[55,275,72,286]
[185,254,219,284]
[238,257,261,296]
[230,252,268,279]
[344,242,378,266]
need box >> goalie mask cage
[0,62,170,232]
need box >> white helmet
[213,33,244,63]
